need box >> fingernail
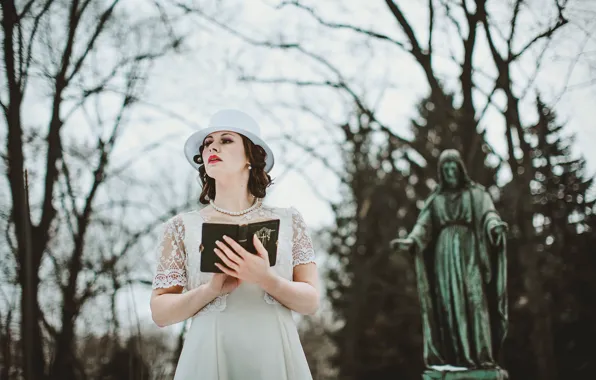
[223,235,228,240]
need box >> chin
[205,168,236,179]
[206,170,222,179]
[206,164,246,180]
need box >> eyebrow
[205,133,235,140]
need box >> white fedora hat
[184,109,275,173]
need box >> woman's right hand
[206,273,241,296]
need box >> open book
[200,219,280,273]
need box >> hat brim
[184,126,275,173]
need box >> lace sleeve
[291,207,316,267]
[152,216,187,289]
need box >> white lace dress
[152,205,316,380]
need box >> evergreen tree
[326,111,425,380]
[524,98,596,377]
[497,97,596,379]
[407,94,500,188]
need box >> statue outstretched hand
[489,221,508,247]
[390,237,415,253]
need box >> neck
[212,174,256,212]
[443,182,465,192]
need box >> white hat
[184,109,275,173]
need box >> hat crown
[183,109,274,173]
[209,109,261,136]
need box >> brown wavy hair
[193,134,273,204]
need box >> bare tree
[0,1,203,378]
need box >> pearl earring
[248,164,252,170]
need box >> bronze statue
[391,149,508,374]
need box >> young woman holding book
[150,109,319,380]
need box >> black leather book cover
[200,219,280,273]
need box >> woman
[150,109,319,380]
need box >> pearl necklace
[209,198,261,216]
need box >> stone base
[422,368,508,380]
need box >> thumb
[253,235,269,262]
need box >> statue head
[437,149,471,190]
[442,160,461,188]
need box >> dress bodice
[152,204,316,314]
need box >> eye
[221,138,233,144]
[204,140,213,146]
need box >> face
[201,131,249,179]
[441,160,461,188]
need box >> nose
[208,143,220,153]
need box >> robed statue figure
[391,149,508,370]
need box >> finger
[215,263,239,277]
[253,235,269,261]
[215,248,240,271]
[222,235,249,259]
[216,240,243,264]
[488,233,495,245]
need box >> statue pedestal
[422,368,508,380]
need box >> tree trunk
[2,1,47,377]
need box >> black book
[200,219,280,273]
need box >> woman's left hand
[214,234,273,286]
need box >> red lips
[208,155,221,163]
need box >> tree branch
[509,11,568,62]
[66,0,121,83]
[17,0,39,19]
[276,1,408,50]
[428,0,435,56]
[58,162,78,237]
[507,0,524,53]
[38,0,87,240]
[278,132,347,184]
[440,0,465,40]
[114,202,196,260]
[551,31,592,105]
[21,0,54,92]
[475,82,502,122]
[0,100,7,116]
[243,75,410,147]
[519,35,555,100]
[384,0,424,56]
[62,51,163,123]
[384,0,447,109]
[106,132,180,178]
